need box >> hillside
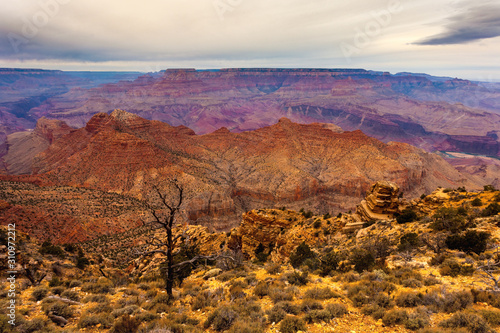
[1,183,499,333]
[0,110,486,237]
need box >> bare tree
[475,245,500,292]
[140,178,235,297]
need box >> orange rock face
[24,110,482,231]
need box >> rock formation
[343,181,402,232]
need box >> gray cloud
[416,3,500,45]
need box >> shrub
[423,289,473,313]
[402,278,423,288]
[484,185,496,191]
[303,287,339,300]
[382,309,409,327]
[482,203,500,217]
[446,230,490,254]
[326,303,348,317]
[289,242,316,268]
[439,312,493,333]
[83,294,109,303]
[361,304,385,320]
[265,262,281,274]
[254,243,270,263]
[471,198,483,207]
[50,286,65,296]
[227,321,265,333]
[349,248,375,273]
[279,316,306,333]
[397,209,418,224]
[304,309,332,323]
[111,305,140,318]
[204,306,238,331]
[405,309,430,331]
[431,207,467,232]
[31,286,49,301]
[299,299,323,313]
[253,281,269,298]
[423,276,441,286]
[78,314,113,329]
[472,289,500,308]
[319,250,341,276]
[81,280,114,294]
[480,309,500,326]
[398,232,420,252]
[439,259,462,277]
[396,292,424,307]
[269,288,295,303]
[45,301,73,319]
[285,271,309,286]
[68,280,82,288]
[110,315,140,333]
[61,290,80,302]
[266,306,286,324]
[274,301,300,315]
[39,241,65,258]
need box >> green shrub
[405,309,430,331]
[423,289,473,313]
[319,250,341,276]
[299,299,323,313]
[51,286,65,295]
[110,315,140,333]
[83,294,109,303]
[431,207,468,232]
[472,289,500,308]
[204,306,238,331]
[31,286,49,301]
[78,314,113,329]
[304,309,333,323]
[484,185,496,191]
[265,262,281,274]
[274,301,300,315]
[397,209,418,224]
[39,241,65,258]
[227,321,265,333]
[269,288,295,303]
[61,290,80,302]
[266,306,286,324]
[81,280,114,294]
[285,271,309,286]
[326,303,348,317]
[68,280,82,288]
[395,291,424,307]
[289,242,316,268]
[446,230,490,254]
[382,309,409,327]
[303,286,339,300]
[349,248,375,272]
[439,312,493,333]
[253,281,269,298]
[471,198,483,206]
[482,203,500,217]
[398,232,420,252]
[439,259,474,277]
[279,316,306,333]
[361,304,385,320]
[111,305,140,318]
[45,301,73,319]
[479,309,500,326]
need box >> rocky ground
[0,184,499,333]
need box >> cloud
[416,3,500,45]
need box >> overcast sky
[1,0,499,80]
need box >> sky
[0,0,499,81]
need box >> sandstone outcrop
[343,181,402,232]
